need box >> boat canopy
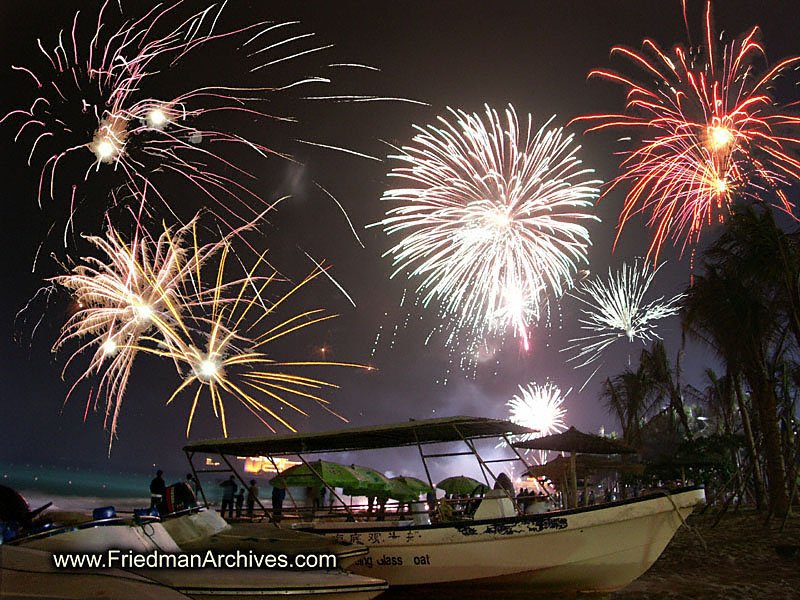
[183,416,534,457]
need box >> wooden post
[583,473,589,507]
[570,453,578,509]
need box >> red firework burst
[576,1,800,262]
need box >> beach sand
[613,509,800,600]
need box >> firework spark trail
[500,381,568,465]
[562,260,684,389]
[52,215,365,445]
[4,1,420,243]
[375,104,600,357]
[135,257,364,438]
[3,2,287,222]
[575,0,800,263]
[50,216,229,440]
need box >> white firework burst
[376,104,601,355]
[563,260,685,370]
[504,381,569,464]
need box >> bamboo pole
[570,453,578,509]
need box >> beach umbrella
[436,476,489,496]
[341,465,392,497]
[380,478,420,502]
[512,426,636,455]
[269,460,363,489]
[513,426,636,508]
[391,476,433,495]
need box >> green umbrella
[379,478,419,502]
[342,465,392,496]
[437,475,489,496]
[343,470,421,502]
[391,476,433,495]
[269,460,363,489]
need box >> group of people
[150,469,290,522]
[219,476,261,519]
[148,468,557,523]
[515,487,549,513]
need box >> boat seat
[41,511,93,525]
[473,490,515,520]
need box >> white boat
[0,544,385,600]
[140,510,387,600]
[11,513,181,554]
[314,487,704,591]
[2,492,386,600]
[184,416,706,593]
[144,569,388,600]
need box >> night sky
[1,1,798,478]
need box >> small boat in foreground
[0,545,190,600]
[143,569,388,600]
[0,487,387,600]
[0,487,181,554]
[184,415,706,593]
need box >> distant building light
[242,456,300,474]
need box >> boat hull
[161,508,230,548]
[307,487,705,592]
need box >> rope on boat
[656,489,707,551]
[136,519,165,552]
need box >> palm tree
[640,340,691,439]
[682,253,787,514]
[685,368,736,437]
[601,362,655,449]
[705,207,800,517]
[708,208,800,350]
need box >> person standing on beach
[272,485,286,522]
[219,476,236,519]
[150,470,166,512]
[247,480,259,518]
[186,474,197,496]
[235,488,245,518]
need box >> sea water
[2,463,163,513]
[1,463,249,514]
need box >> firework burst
[52,218,364,445]
[576,0,800,262]
[51,217,226,439]
[377,104,600,355]
[142,256,362,438]
[562,260,684,380]
[1,1,374,241]
[503,381,568,465]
